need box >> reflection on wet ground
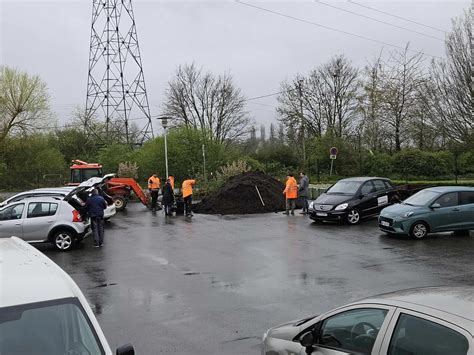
[38,203,474,354]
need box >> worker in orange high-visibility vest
[168,175,175,190]
[148,173,161,211]
[182,178,196,217]
[283,173,298,215]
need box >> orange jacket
[168,176,175,190]
[182,179,196,198]
[148,176,161,190]
[283,177,298,199]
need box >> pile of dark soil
[195,171,287,215]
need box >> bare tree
[408,79,443,150]
[426,9,473,143]
[276,75,308,161]
[269,123,276,144]
[277,55,359,142]
[358,53,391,151]
[277,123,285,143]
[380,44,425,151]
[260,124,266,141]
[0,66,51,143]
[318,55,360,137]
[164,63,251,143]
[70,106,141,145]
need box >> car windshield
[403,190,440,206]
[0,298,104,355]
[326,180,362,195]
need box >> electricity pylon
[85,0,153,145]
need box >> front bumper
[378,216,409,234]
[308,209,347,221]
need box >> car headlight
[262,330,269,342]
[403,211,414,218]
[335,203,348,211]
[309,202,315,210]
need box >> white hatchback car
[0,186,116,220]
[262,287,473,355]
[0,197,90,251]
[0,237,134,355]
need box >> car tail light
[72,210,82,222]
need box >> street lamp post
[156,116,170,178]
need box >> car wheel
[113,196,127,211]
[346,209,361,225]
[53,231,75,251]
[409,222,429,239]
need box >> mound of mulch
[194,171,288,215]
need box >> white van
[0,237,134,355]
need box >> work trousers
[150,190,159,209]
[164,203,173,216]
[91,216,104,246]
[184,195,193,216]
[286,198,296,214]
[301,196,309,213]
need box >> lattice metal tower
[85,0,153,145]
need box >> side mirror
[116,344,135,355]
[299,331,315,347]
[430,203,441,209]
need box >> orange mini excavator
[69,160,150,211]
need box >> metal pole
[164,128,169,178]
[330,159,334,176]
[202,144,207,182]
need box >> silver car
[0,187,76,207]
[0,186,116,220]
[0,196,90,251]
[262,286,473,355]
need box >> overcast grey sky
[0,0,469,134]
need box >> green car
[379,186,474,239]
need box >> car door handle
[14,223,21,225]
[452,208,461,212]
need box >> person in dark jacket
[299,172,310,215]
[162,179,175,216]
[85,188,107,247]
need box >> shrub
[215,160,251,182]
[364,153,393,176]
[118,161,139,179]
[98,144,133,174]
[459,151,474,175]
[393,149,453,179]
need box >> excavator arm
[107,178,149,206]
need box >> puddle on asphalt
[183,271,211,276]
[210,277,240,291]
[138,253,175,267]
[93,282,118,288]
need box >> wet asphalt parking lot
[38,203,474,354]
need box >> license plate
[316,212,328,217]
[381,221,390,227]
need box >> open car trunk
[63,174,115,219]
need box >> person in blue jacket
[85,188,107,247]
